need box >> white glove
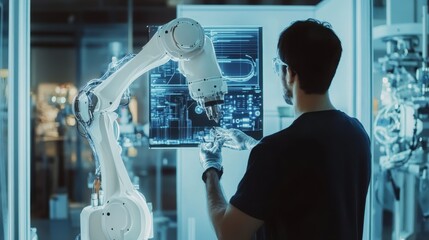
[199,140,224,183]
[213,127,259,151]
[199,140,223,172]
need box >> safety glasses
[272,56,288,77]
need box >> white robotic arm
[74,18,227,240]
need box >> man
[199,18,371,240]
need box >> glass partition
[30,1,177,239]
[372,0,429,239]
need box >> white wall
[315,0,355,117]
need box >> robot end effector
[159,18,227,122]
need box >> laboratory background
[0,0,428,239]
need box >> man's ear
[289,66,298,76]
[287,67,297,84]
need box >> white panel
[315,0,355,116]
[177,5,315,240]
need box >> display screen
[148,26,263,147]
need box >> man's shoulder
[256,128,297,150]
[261,128,291,142]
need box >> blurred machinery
[35,83,78,138]
[373,0,429,239]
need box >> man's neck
[294,92,335,117]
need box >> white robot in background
[73,18,227,240]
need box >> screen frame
[148,25,264,148]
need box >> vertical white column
[354,0,373,239]
[7,0,31,240]
[355,0,373,133]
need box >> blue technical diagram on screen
[148,26,263,147]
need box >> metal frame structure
[8,0,31,239]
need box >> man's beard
[283,83,293,105]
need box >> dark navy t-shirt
[230,110,371,240]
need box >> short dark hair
[277,18,342,94]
